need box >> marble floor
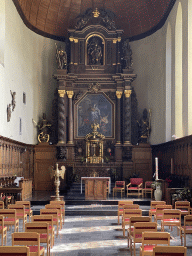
[3,213,192,256]
[3,190,192,255]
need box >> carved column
[124,89,132,144]
[116,37,121,73]
[116,91,122,144]
[67,91,74,144]
[58,90,66,144]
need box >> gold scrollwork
[116,91,123,99]
[58,90,66,98]
[74,39,78,43]
[124,90,132,98]
[67,91,74,99]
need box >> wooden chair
[32,215,55,248]
[12,232,45,256]
[8,204,27,231]
[129,222,157,256]
[45,204,63,229]
[127,216,152,249]
[0,246,30,255]
[154,204,172,222]
[25,222,51,256]
[149,201,166,217]
[0,209,19,232]
[127,178,143,198]
[50,200,65,225]
[161,209,181,236]
[140,231,170,256]
[175,201,190,216]
[142,181,154,198]
[40,208,60,236]
[113,181,125,198]
[117,200,133,225]
[122,208,142,237]
[180,215,192,246]
[0,201,4,209]
[153,246,187,256]
[0,215,7,245]
[16,201,33,221]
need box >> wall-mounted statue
[122,39,133,69]
[55,43,67,69]
[10,90,16,111]
[87,37,103,65]
[33,113,52,143]
[138,108,151,143]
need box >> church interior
[1,0,192,255]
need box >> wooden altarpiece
[52,9,152,186]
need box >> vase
[154,186,162,201]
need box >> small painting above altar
[77,93,113,137]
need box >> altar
[81,177,110,200]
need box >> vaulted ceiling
[13,0,176,41]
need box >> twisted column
[116,91,123,144]
[67,91,74,144]
[124,89,132,144]
[58,90,66,144]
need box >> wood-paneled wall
[152,135,192,187]
[0,136,34,179]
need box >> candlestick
[155,157,158,180]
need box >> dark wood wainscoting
[152,135,192,187]
[0,136,34,179]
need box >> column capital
[124,89,132,98]
[116,91,123,99]
[67,91,74,99]
[58,90,66,98]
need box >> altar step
[30,183,151,216]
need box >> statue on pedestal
[138,108,151,143]
[33,113,52,143]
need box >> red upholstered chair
[0,246,30,255]
[127,178,143,198]
[153,246,187,256]
[142,181,154,198]
[180,215,192,247]
[113,181,125,198]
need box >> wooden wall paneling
[34,144,57,191]
[152,135,192,187]
[132,144,152,185]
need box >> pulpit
[81,177,110,200]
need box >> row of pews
[0,176,32,207]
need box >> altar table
[81,177,111,200]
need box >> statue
[122,39,133,69]
[10,91,16,111]
[138,108,151,143]
[33,113,52,143]
[55,43,67,69]
[50,163,65,201]
[87,37,102,65]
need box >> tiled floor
[4,190,192,255]
[4,214,192,256]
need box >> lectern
[81,177,110,200]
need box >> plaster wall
[0,0,65,144]
[131,0,187,145]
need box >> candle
[155,157,158,180]
[171,158,173,174]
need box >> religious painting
[76,93,113,137]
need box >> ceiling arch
[13,0,176,41]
